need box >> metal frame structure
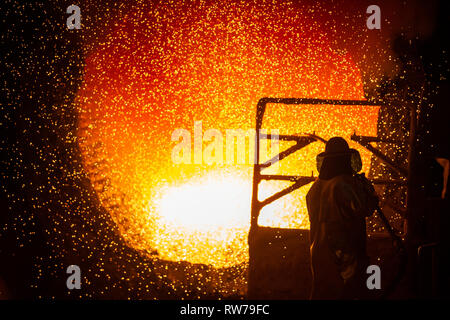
[247,97,417,298]
[248,97,409,234]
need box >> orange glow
[76,1,379,269]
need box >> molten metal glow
[76,1,379,271]
[150,171,310,267]
[152,173,252,267]
[157,175,250,231]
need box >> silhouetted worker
[306,137,378,299]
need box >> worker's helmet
[316,137,362,173]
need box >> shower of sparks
[6,0,421,299]
[76,0,379,277]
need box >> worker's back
[306,172,376,299]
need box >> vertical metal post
[405,101,423,297]
[406,106,417,235]
[250,133,260,232]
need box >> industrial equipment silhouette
[247,97,417,299]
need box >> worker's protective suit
[306,137,377,299]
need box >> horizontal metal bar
[259,175,404,185]
[260,175,316,183]
[259,97,381,106]
[256,98,381,130]
[352,135,403,145]
[260,133,315,142]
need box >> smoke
[288,0,443,96]
[320,0,442,95]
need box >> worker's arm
[436,157,449,199]
[341,173,378,218]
